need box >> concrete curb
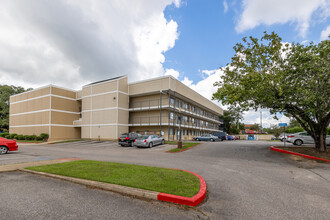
[158,169,207,207]
[270,146,330,162]
[167,143,200,153]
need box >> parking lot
[1,140,330,219]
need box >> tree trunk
[312,128,327,153]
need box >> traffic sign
[279,123,287,127]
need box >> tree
[213,32,330,152]
[220,107,244,134]
[0,85,31,130]
[250,123,260,132]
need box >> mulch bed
[276,147,330,161]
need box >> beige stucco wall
[80,77,128,139]
[9,126,49,136]
[10,97,50,114]
[10,87,51,103]
[129,77,170,96]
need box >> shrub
[36,136,43,141]
[0,132,9,137]
[286,127,304,134]
[4,134,11,139]
[24,135,31,140]
[40,133,49,141]
[17,135,24,140]
[9,133,18,139]
[327,127,330,135]
[29,135,37,140]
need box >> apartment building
[9,75,224,141]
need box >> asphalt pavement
[0,140,329,219]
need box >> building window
[170,112,174,120]
[170,98,175,105]
[183,116,188,122]
[169,128,175,135]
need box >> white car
[287,132,330,146]
[279,133,291,142]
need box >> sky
[0,0,329,127]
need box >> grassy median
[26,160,200,197]
[167,142,200,153]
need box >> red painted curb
[270,146,330,162]
[167,143,200,153]
[157,169,206,207]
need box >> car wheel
[196,138,200,141]
[0,146,8,155]
[210,138,214,142]
[161,140,165,145]
[149,142,153,148]
[294,139,303,146]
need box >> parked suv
[211,132,226,141]
[118,133,141,147]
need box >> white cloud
[223,1,229,14]
[180,69,224,106]
[320,25,330,40]
[242,110,290,128]
[164,68,180,79]
[236,0,329,37]
[0,0,180,90]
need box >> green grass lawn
[168,142,200,153]
[26,160,200,197]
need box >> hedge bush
[0,132,9,138]
[1,133,49,141]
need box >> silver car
[134,135,165,148]
[287,132,330,146]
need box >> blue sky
[163,0,329,84]
[0,0,329,127]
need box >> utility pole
[260,111,262,133]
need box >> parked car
[134,135,165,148]
[211,132,226,141]
[279,133,292,142]
[118,133,141,146]
[193,134,219,142]
[0,137,18,155]
[226,135,232,140]
[287,132,330,146]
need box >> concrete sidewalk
[0,158,80,172]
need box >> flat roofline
[128,75,173,85]
[10,84,77,98]
[83,75,127,88]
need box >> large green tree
[213,32,330,152]
[0,85,31,130]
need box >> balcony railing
[73,118,82,127]
[129,99,223,123]
[130,116,220,130]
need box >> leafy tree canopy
[213,32,330,152]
